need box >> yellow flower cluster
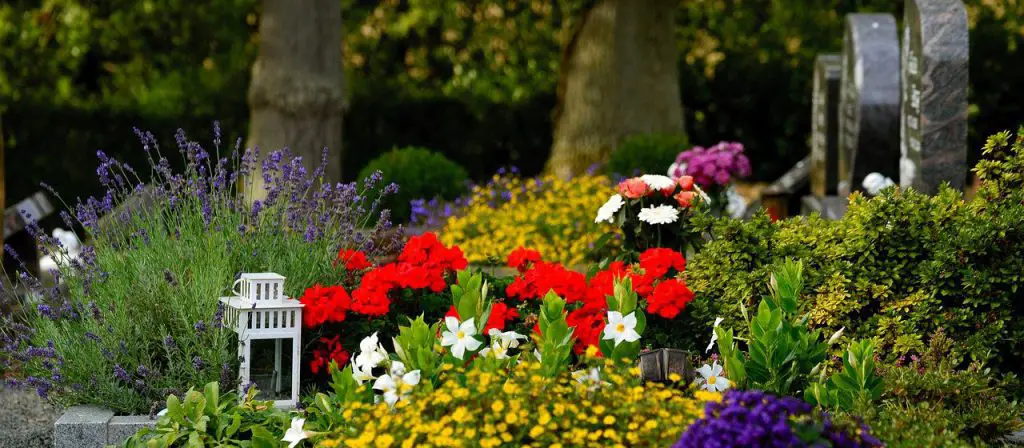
[317,359,718,448]
[440,173,619,266]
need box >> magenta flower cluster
[674,390,882,448]
[670,141,752,187]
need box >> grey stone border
[54,406,156,448]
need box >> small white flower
[862,172,896,196]
[440,317,483,360]
[534,348,542,362]
[572,367,606,390]
[602,311,641,346]
[668,162,688,178]
[595,194,625,223]
[480,329,529,359]
[372,361,421,407]
[696,361,730,392]
[640,174,676,191]
[705,317,725,353]
[637,205,680,225]
[828,327,846,345]
[352,332,388,383]
[282,417,311,448]
[694,185,712,205]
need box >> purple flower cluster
[671,141,752,187]
[674,390,881,448]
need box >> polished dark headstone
[811,54,843,197]
[837,14,901,197]
[899,0,969,194]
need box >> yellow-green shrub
[440,173,619,266]
[314,359,717,448]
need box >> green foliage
[685,128,1024,374]
[805,339,884,411]
[536,290,575,378]
[358,147,469,223]
[604,133,689,178]
[391,315,442,382]
[122,382,286,447]
[715,260,828,396]
[838,331,1024,447]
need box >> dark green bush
[357,147,469,224]
[604,133,689,178]
[684,127,1024,374]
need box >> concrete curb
[53,406,156,448]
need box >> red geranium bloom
[647,278,695,319]
[508,247,543,272]
[335,249,372,271]
[639,248,687,278]
[566,307,606,356]
[299,284,352,328]
[310,335,350,374]
[583,261,628,308]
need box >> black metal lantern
[638,348,694,385]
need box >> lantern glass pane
[249,338,293,401]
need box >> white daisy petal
[637,205,680,225]
[640,174,676,191]
[595,194,625,223]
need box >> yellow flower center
[707,376,717,385]
[457,331,465,339]
[616,323,625,332]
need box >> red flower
[617,178,649,199]
[674,190,697,208]
[677,175,695,191]
[639,248,687,279]
[310,335,350,375]
[506,261,587,303]
[647,278,695,319]
[335,249,371,271]
[566,307,606,356]
[507,247,543,272]
[351,285,391,316]
[299,284,352,328]
[583,261,627,308]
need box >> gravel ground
[0,387,60,448]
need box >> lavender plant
[0,124,402,414]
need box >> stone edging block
[53,406,157,448]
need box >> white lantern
[220,272,303,408]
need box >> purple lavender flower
[163,335,177,350]
[136,365,150,378]
[37,304,57,320]
[113,364,130,382]
[192,356,205,371]
[194,321,206,334]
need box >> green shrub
[683,127,1024,374]
[358,147,469,224]
[605,133,689,178]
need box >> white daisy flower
[640,174,676,191]
[595,194,625,223]
[637,205,680,225]
[372,361,421,407]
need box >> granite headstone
[810,54,843,197]
[899,0,969,194]
[837,14,901,197]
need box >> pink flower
[677,176,694,191]
[674,191,697,208]
[617,178,649,199]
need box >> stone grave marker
[900,0,969,194]
[810,54,843,197]
[837,14,901,197]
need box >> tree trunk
[244,0,345,200]
[547,0,684,178]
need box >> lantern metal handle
[232,278,244,297]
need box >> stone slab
[801,195,849,220]
[899,0,969,194]
[811,54,843,197]
[837,14,901,196]
[107,415,158,445]
[53,406,113,448]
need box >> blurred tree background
[1,0,1021,206]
